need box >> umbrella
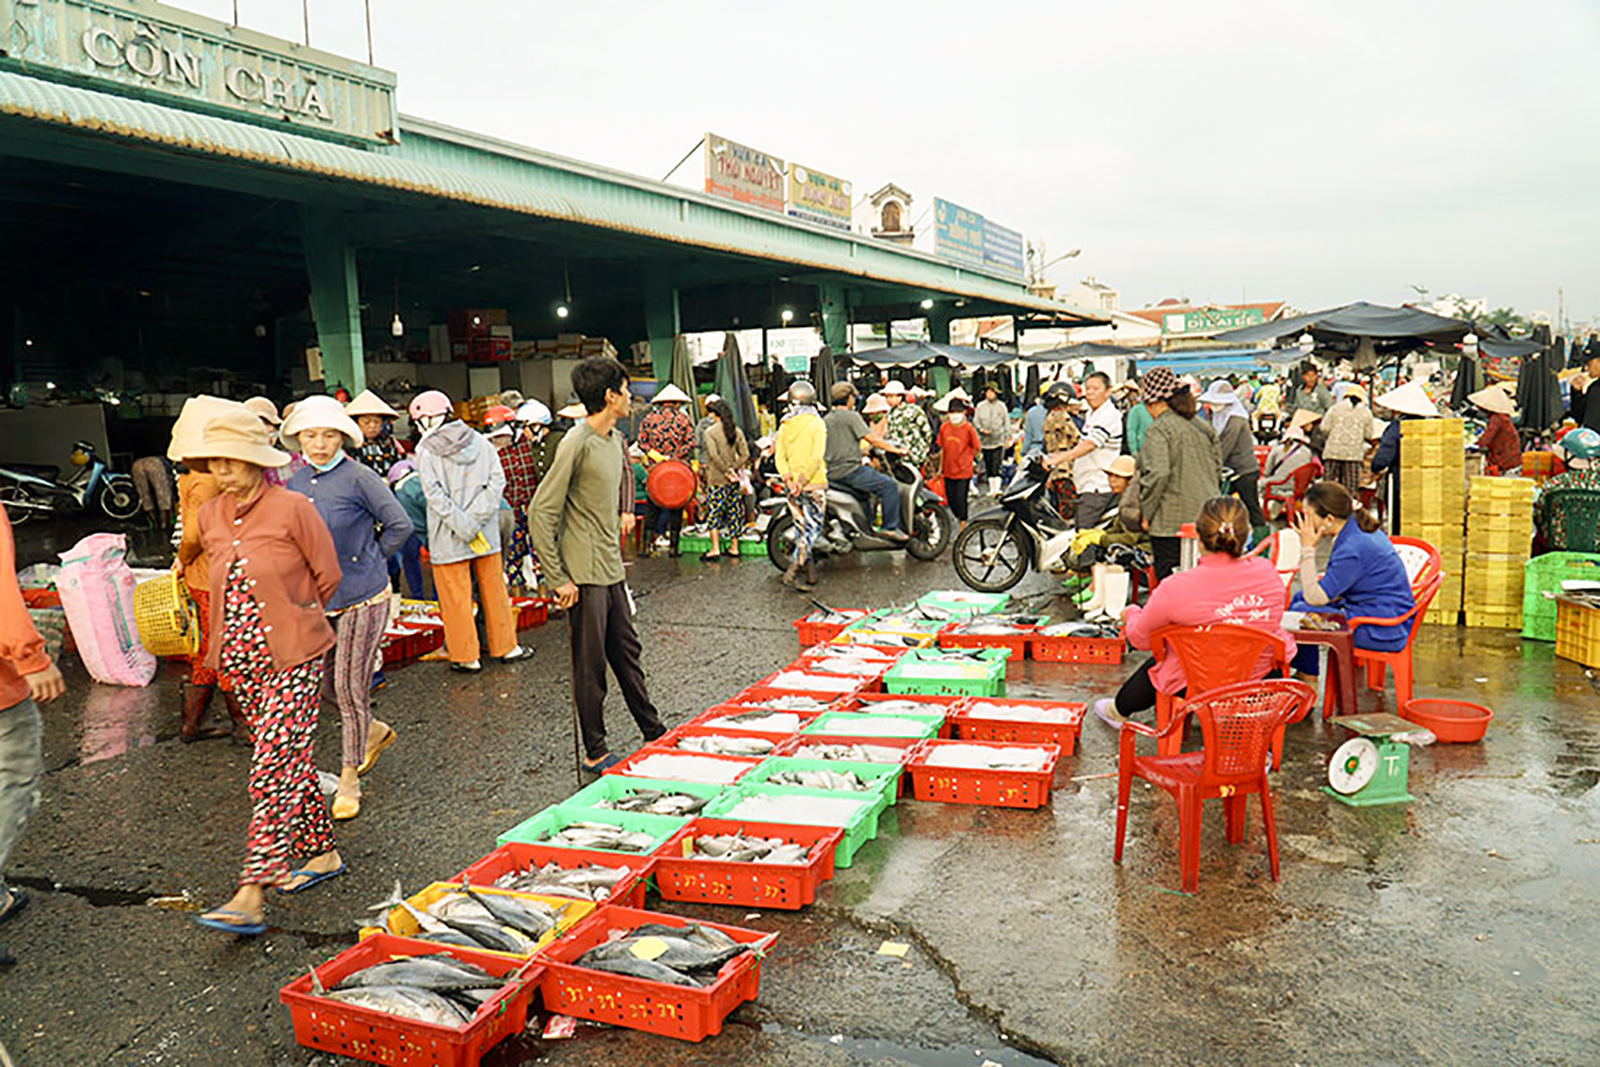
[715,332,758,438]
[667,334,696,413]
[811,345,838,400]
[1515,349,1562,433]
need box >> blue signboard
[933,198,1024,281]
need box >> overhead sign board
[933,198,1024,282]
[1162,307,1266,336]
[785,163,852,231]
[704,132,785,213]
[0,0,399,144]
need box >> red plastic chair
[1149,624,1296,759]
[1388,536,1442,593]
[1114,679,1317,893]
[1261,460,1323,525]
[1335,573,1442,716]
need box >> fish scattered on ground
[702,710,803,732]
[574,921,751,987]
[692,832,813,864]
[966,701,1080,724]
[790,742,908,763]
[716,791,871,826]
[622,753,753,783]
[763,768,869,791]
[921,743,1053,771]
[493,861,633,900]
[537,821,662,852]
[596,788,711,817]
[675,734,774,756]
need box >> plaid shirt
[498,435,539,510]
[636,407,695,462]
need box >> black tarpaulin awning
[1212,301,1472,346]
[846,341,1015,369]
[1017,341,1153,364]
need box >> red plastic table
[1290,616,1357,719]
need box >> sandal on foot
[196,909,267,936]
[357,728,397,775]
[0,887,28,926]
[699,551,723,562]
[331,793,361,820]
[580,752,624,775]
[276,863,348,894]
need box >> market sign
[704,132,785,213]
[785,163,852,231]
[0,0,399,145]
[1162,306,1266,336]
[933,198,1025,282]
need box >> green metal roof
[0,69,1102,322]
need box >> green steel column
[641,263,679,381]
[926,306,952,344]
[302,208,366,394]
[817,283,848,353]
[930,364,952,395]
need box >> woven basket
[133,573,200,657]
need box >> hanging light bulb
[391,313,405,338]
[555,305,570,319]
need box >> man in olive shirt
[528,357,666,774]
[824,382,909,539]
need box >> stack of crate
[1463,476,1537,629]
[1399,418,1466,625]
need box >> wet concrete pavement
[4,523,1598,1065]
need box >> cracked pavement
[3,532,1598,1065]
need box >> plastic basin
[1401,698,1493,743]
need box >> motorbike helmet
[1044,382,1076,407]
[70,440,94,466]
[787,381,817,406]
[516,399,552,426]
[408,390,453,420]
[483,404,516,427]
[1558,427,1600,462]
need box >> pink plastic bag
[56,533,157,687]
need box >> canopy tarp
[1479,335,1542,361]
[1213,301,1473,347]
[846,341,1015,369]
[1018,341,1150,363]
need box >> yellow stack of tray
[1462,477,1537,629]
[1400,422,1467,626]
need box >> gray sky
[200,0,1598,324]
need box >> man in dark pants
[823,381,909,538]
[528,358,666,775]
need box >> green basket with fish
[736,756,904,811]
[497,804,688,855]
[882,647,1011,698]
[562,776,726,820]
[703,782,883,868]
[801,710,944,741]
[652,816,845,909]
[452,842,653,908]
[917,589,1011,616]
[360,881,597,960]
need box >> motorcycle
[762,453,955,571]
[950,457,1079,592]
[0,441,142,524]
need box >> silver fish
[539,822,659,853]
[764,769,868,791]
[692,832,812,865]
[790,742,907,763]
[318,984,471,1026]
[596,789,711,817]
[675,735,773,757]
[333,956,500,994]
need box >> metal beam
[303,206,365,393]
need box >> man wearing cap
[825,381,909,539]
[1045,372,1123,528]
[634,385,695,557]
[882,381,932,470]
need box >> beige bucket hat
[187,407,290,468]
[168,396,249,462]
[280,394,363,450]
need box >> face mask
[309,451,345,473]
[948,412,966,424]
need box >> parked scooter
[762,452,955,571]
[950,457,1077,592]
[0,441,141,524]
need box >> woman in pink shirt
[1101,497,1294,719]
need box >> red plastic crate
[511,596,549,630]
[752,668,867,700]
[450,842,652,908]
[539,905,777,1041]
[654,725,787,759]
[950,697,1087,755]
[798,642,904,664]
[380,627,416,666]
[689,706,824,736]
[721,685,849,712]
[605,745,760,785]
[279,933,541,1067]
[906,738,1062,809]
[771,733,922,796]
[793,609,870,649]
[1030,629,1124,664]
[651,817,843,909]
[937,622,1033,659]
[397,618,445,657]
[795,652,896,680]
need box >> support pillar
[302,208,365,394]
[817,283,848,354]
[926,307,952,345]
[641,263,680,382]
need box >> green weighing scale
[1324,713,1425,807]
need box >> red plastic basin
[1401,698,1493,743]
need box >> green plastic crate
[883,647,1011,698]
[702,783,881,868]
[736,534,768,557]
[1522,552,1600,641]
[917,590,1011,617]
[496,803,688,854]
[738,757,903,811]
[561,776,726,816]
[677,533,713,554]
[802,710,944,740]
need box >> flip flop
[275,863,347,895]
[580,752,624,775]
[357,727,397,775]
[0,886,28,925]
[196,909,267,936]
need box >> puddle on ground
[761,1022,1058,1067]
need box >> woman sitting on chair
[1288,481,1414,676]
[1099,496,1293,722]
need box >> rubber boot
[781,559,800,587]
[179,684,228,743]
[1080,563,1109,614]
[796,560,818,592]
[1087,568,1131,624]
[221,690,254,746]
[668,526,682,558]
